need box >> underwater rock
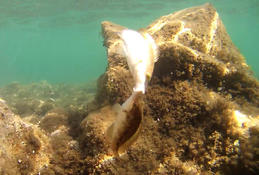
[39,108,69,133]
[0,81,96,118]
[0,98,52,175]
[80,105,116,157]
[86,3,259,174]
[0,83,90,175]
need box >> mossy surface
[0,3,259,175]
[0,81,97,175]
[0,81,96,117]
[92,3,259,175]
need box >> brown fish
[105,91,143,156]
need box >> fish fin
[117,123,142,155]
[117,97,143,155]
[122,91,142,111]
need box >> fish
[119,29,159,93]
[105,91,143,157]
[105,29,158,156]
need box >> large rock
[83,3,259,174]
[0,92,88,175]
[0,98,51,175]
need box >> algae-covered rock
[84,3,259,174]
[0,81,96,118]
[0,98,52,175]
[0,3,258,175]
[0,81,93,175]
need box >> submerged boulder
[83,3,259,174]
[0,90,87,175]
[1,3,258,175]
[0,98,52,175]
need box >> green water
[0,0,258,86]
